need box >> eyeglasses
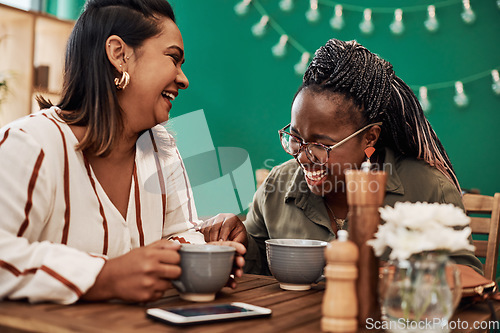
[278,122,383,165]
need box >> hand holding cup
[172,243,238,302]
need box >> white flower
[368,202,474,261]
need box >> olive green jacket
[243,148,483,275]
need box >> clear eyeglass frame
[278,122,383,165]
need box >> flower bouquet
[368,202,474,333]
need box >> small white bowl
[265,239,328,291]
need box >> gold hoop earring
[114,71,130,90]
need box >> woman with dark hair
[0,0,244,304]
[199,38,481,276]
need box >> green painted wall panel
[165,0,500,196]
[57,0,500,197]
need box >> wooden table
[0,274,498,333]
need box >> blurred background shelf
[0,3,73,125]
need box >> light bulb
[492,70,500,95]
[234,0,251,16]
[279,0,293,12]
[418,86,431,113]
[330,5,345,30]
[453,81,469,108]
[272,35,288,58]
[251,15,269,37]
[461,0,476,24]
[424,5,439,32]
[359,8,374,35]
[390,9,404,35]
[306,0,320,23]
[497,0,500,9]
[294,52,310,75]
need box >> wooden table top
[0,274,498,333]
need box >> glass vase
[379,252,461,333]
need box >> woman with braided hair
[199,38,482,276]
[300,39,460,191]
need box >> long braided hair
[301,39,460,191]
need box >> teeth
[304,169,327,181]
[162,91,175,101]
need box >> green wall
[44,0,87,20]
[61,0,500,194]
[165,0,500,196]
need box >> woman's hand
[197,213,248,248]
[82,239,181,302]
[207,240,246,289]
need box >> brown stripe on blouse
[133,163,145,247]
[83,157,109,255]
[43,114,71,244]
[17,150,45,237]
[0,261,83,297]
[174,149,195,226]
[148,130,166,225]
[0,260,22,276]
[88,253,107,260]
[40,265,83,297]
[170,236,191,244]
[0,128,10,147]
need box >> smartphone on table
[146,302,272,326]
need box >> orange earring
[364,146,375,162]
[361,146,375,171]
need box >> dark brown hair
[37,0,176,156]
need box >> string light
[461,0,476,24]
[424,5,439,32]
[453,81,469,108]
[330,5,345,30]
[359,8,374,35]
[279,0,293,12]
[418,86,431,113]
[306,0,320,23]
[390,9,404,35]
[235,0,500,100]
[272,34,289,58]
[234,0,251,16]
[251,15,269,37]
[492,70,500,95]
[294,52,310,75]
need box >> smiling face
[117,17,189,133]
[290,88,377,196]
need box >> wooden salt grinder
[345,170,387,331]
[321,230,359,333]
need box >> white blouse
[0,107,204,304]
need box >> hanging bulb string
[249,0,486,60]
[251,0,308,54]
[242,0,499,85]
[409,67,500,91]
[318,0,463,14]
